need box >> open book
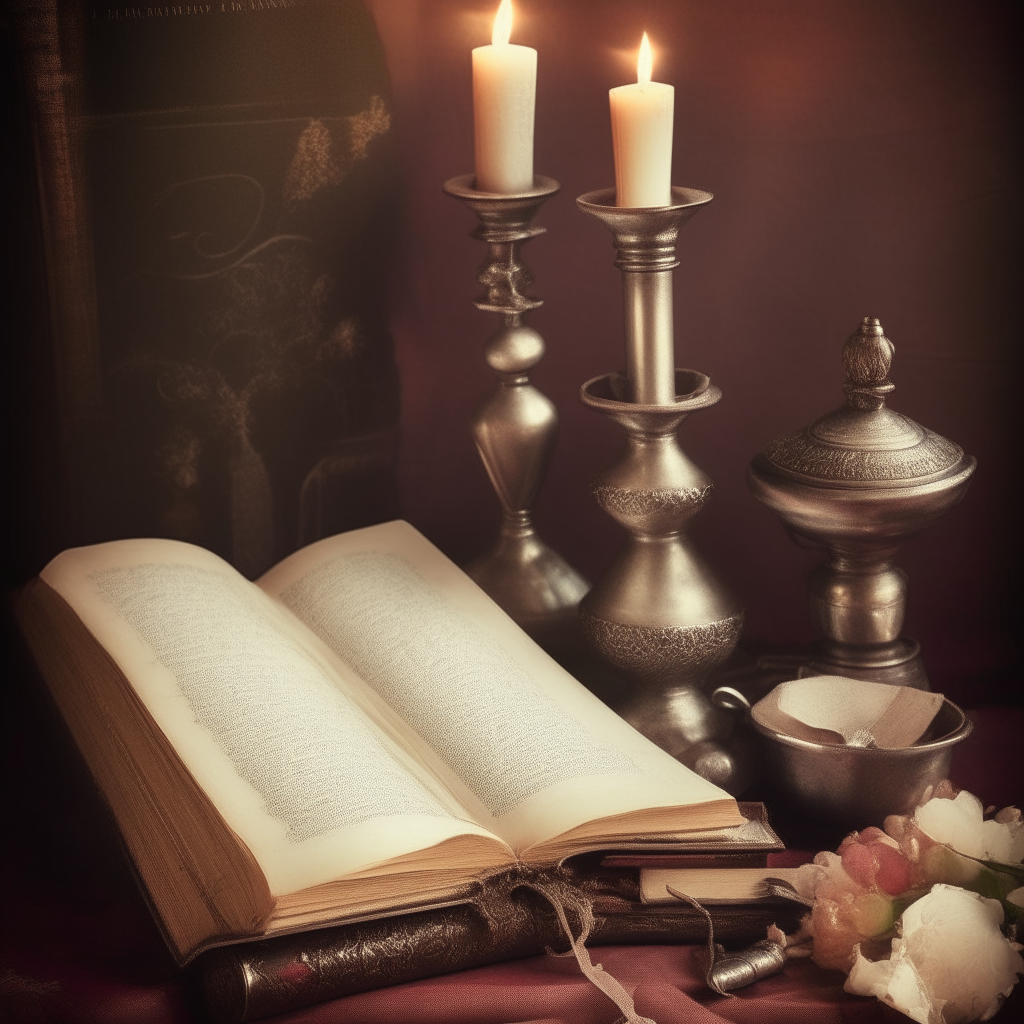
[14,520,743,964]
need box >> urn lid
[758,317,967,489]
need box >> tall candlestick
[575,187,747,792]
[473,0,536,194]
[444,175,589,647]
[610,33,674,208]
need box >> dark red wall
[368,0,1017,706]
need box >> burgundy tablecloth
[2,705,1021,1024]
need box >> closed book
[642,865,812,904]
[600,802,783,868]
[10,0,401,576]
[197,859,803,1024]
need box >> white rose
[915,792,1024,864]
[845,884,1023,1023]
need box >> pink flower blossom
[839,826,913,896]
[803,833,914,971]
[778,783,1024,1018]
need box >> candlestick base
[578,370,742,670]
[445,175,588,647]
[578,370,750,793]
[463,511,588,655]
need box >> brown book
[641,865,812,904]
[197,859,803,1024]
[10,0,401,576]
[14,520,751,966]
[600,802,783,868]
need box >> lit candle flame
[637,32,652,88]
[492,0,512,46]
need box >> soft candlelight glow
[473,0,536,193]
[609,33,674,207]
[492,0,512,46]
[637,31,652,88]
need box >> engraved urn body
[748,317,976,689]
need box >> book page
[41,539,507,897]
[641,866,810,904]
[260,521,740,854]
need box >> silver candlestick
[444,175,588,647]
[575,187,750,793]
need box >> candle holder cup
[444,174,588,650]
[576,187,751,793]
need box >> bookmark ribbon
[479,869,656,1024]
[537,879,657,1024]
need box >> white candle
[472,0,536,194]
[610,33,674,207]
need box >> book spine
[12,0,106,544]
[196,891,801,1023]
[601,852,770,869]
[12,0,403,573]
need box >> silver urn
[748,317,975,689]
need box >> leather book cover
[196,858,803,1024]
[11,0,401,579]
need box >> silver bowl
[713,688,972,828]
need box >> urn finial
[843,316,895,411]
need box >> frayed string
[665,885,734,998]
